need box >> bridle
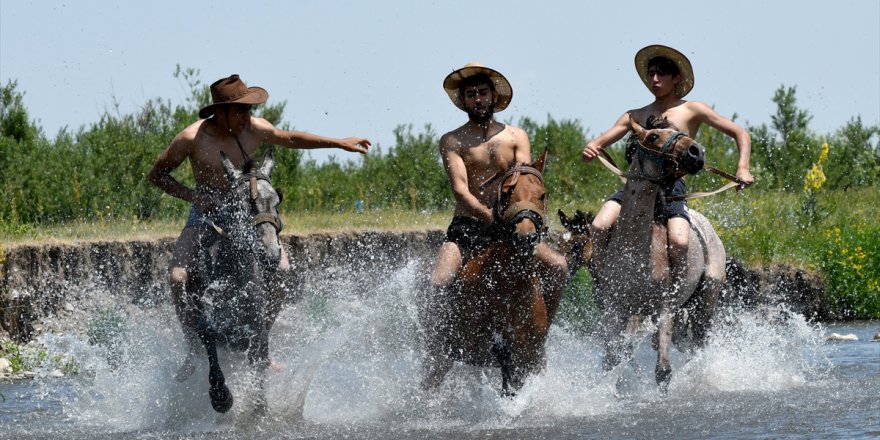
[229,172,284,236]
[624,131,688,184]
[484,164,548,236]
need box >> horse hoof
[210,384,234,413]
[656,365,672,392]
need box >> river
[1,262,878,439]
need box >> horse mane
[241,159,258,174]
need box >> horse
[559,119,726,391]
[185,149,286,414]
[420,150,563,395]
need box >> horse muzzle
[680,144,705,175]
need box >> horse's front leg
[600,311,630,372]
[197,318,234,413]
[655,308,674,392]
[246,328,271,415]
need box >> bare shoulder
[439,127,464,152]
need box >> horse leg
[196,317,234,413]
[247,329,271,415]
[534,243,569,324]
[655,308,674,392]
[601,311,629,372]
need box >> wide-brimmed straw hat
[634,45,694,98]
[199,74,269,118]
[443,62,513,112]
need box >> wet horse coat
[561,120,725,389]
[421,152,558,394]
[186,149,286,413]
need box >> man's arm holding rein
[582,112,634,162]
[440,133,494,224]
[253,117,371,154]
[689,101,754,185]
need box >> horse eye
[648,134,659,143]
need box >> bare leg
[170,227,208,382]
[666,217,690,294]
[420,242,462,391]
[590,200,621,271]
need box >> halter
[230,172,284,234]
[487,164,548,235]
[627,131,686,183]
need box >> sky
[2,1,878,164]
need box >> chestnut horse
[421,151,560,395]
[560,120,725,390]
[185,149,286,414]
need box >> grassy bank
[1,188,877,318]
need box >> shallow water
[2,262,878,439]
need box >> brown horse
[420,151,562,395]
[560,120,725,391]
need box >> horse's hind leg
[246,331,271,415]
[197,319,234,413]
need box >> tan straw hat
[443,62,513,112]
[199,74,269,118]
[634,45,694,98]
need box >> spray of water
[13,259,836,437]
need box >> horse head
[558,209,594,274]
[629,119,705,181]
[494,149,548,257]
[220,149,284,270]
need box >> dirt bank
[0,231,826,343]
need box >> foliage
[1,69,878,318]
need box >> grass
[0,208,451,248]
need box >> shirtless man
[149,74,370,380]
[421,63,568,389]
[581,45,754,290]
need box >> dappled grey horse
[560,119,725,391]
[186,149,285,413]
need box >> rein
[213,172,283,236]
[595,137,749,202]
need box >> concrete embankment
[0,230,827,343]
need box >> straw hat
[634,45,694,98]
[442,62,513,112]
[199,74,269,118]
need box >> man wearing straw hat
[581,45,754,291]
[421,63,569,388]
[149,74,371,380]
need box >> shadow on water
[1,260,878,439]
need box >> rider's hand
[339,137,371,154]
[582,143,601,163]
[736,167,755,189]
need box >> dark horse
[186,149,286,414]
[421,151,562,395]
[560,119,725,390]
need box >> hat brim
[443,65,513,112]
[634,45,694,98]
[198,87,269,119]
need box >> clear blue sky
[2,1,878,163]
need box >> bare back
[439,121,531,219]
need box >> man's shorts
[185,206,227,229]
[606,178,690,223]
[445,216,494,258]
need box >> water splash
[7,259,852,438]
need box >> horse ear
[260,148,275,177]
[533,148,548,172]
[220,151,241,182]
[629,118,647,142]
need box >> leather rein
[595,133,748,202]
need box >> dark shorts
[445,216,493,257]
[185,206,227,229]
[607,178,690,223]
